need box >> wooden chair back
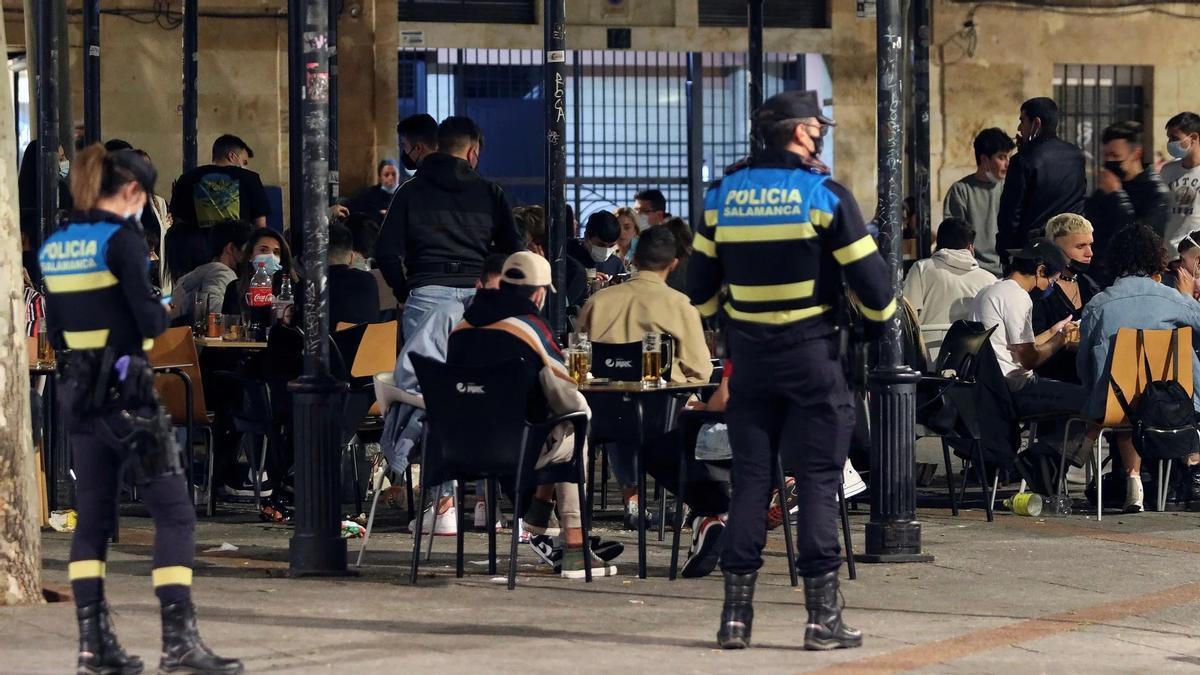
[351,320,399,378]
[146,326,208,424]
[1103,327,1193,427]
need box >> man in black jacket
[1084,121,1171,286]
[997,97,1087,265]
[328,222,380,327]
[375,116,524,340]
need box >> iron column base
[288,374,349,576]
[857,520,934,563]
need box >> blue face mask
[252,253,282,276]
[381,183,398,194]
[1040,278,1058,299]
[1168,140,1190,160]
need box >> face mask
[382,183,398,194]
[58,159,70,179]
[634,212,651,232]
[590,244,613,263]
[811,135,825,158]
[983,170,999,184]
[401,150,419,171]
[1103,160,1127,180]
[1168,140,1190,160]
[252,253,282,276]
[1068,259,1090,274]
[125,205,144,223]
[1039,278,1057,299]
[351,255,370,272]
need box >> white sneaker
[408,505,458,536]
[1123,475,1144,514]
[473,501,503,530]
[842,459,867,499]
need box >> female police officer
[39,145,242,674]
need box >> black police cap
[1007,237,1067,273]
[754,90,836,127]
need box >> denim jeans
[402,285,476,342]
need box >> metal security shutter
[698,0,830,28]
[397,0,535,24]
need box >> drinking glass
[223,315,244,341]
[36,317,52,366]
[641,331,662,387]
[192,294,207,337]
[207,313,224,339]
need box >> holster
[95,405,183,483]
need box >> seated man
[382,254,506,536]
[169,219,252,323]
[902,217,996,327]
[576,226,714,528]
[970,238,1084,419]
[447,252,616,578]
[566,210,627,280]
[327,222,380,327]
[1078,225,1200,513]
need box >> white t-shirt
[970,278,1035,390]
[1160,160,1200,254]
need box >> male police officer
[688,91,893,651]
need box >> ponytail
[68,143,158,214]
[70,144,107,212]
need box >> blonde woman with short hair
[1033,213,1100,381]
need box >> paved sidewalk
[4,495,1200,674]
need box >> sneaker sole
[803,637,863,651]
[843,481,867,500]
[561,564,617,579]
[681,524,724,579]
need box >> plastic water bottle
[273,276,294,326]
[1042,494,1071,517]
[246,262,274,341]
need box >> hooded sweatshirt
[902,247,998,326]
[374,153,524,298]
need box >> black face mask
[401,150,419,171]
[1103,160,1127,181]
[1068,259,1091,274]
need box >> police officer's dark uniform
[39,147,242,675]
[687,91,894,651]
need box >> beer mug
[36,317,53,366]
[642,331,663,387]
[192,294,208,337]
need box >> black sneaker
[527,533,558,568]
[589,537,624,563]
[681,516,725,579]
[623,499,657,531]
[221,473,273,498]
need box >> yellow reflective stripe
[810,208,834,228]
[833,235,878,265]
[704,209,718,226]
[724,303,830,325]
[729,280,815,302]
[693,233,717,257]
[64,329,110,349]
[69,560,106,580]
[142,339,155,352]
[855,297,897,322]
[152,566,193,587]
[43,270,119,293]
[696,294,721,318]
[714,223,817,243]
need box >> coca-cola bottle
[273,276,294,326]
[245,261,275,341]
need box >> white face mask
[252,253,283,275]
[58,159,70,179]
[634,212,651,232]
[984,171,999,184]
[590,244,614,263]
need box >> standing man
[943,128,1014,275]
[169,134,270,229]
[375,116,524,339]
[997,97,1087,265]
[398,113,439,173]
[1084,121,1171,280]
[689,90,893,652]
[1161,112,1200,256]
[634,189,669,231]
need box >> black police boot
[76,601,144,675]
[158,600,244,674]
[803,571,863,651]
[1188,464,1200,512]
[716,571,756,649]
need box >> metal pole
[685,52,704,226]
[287,0,305,241]
[82,0,100,145]
[859,0,932,564]
[288,0,348,576]
[182,0,198,172]
[327,0,339,205]
[35,0,59,247]
[747,0,764,156]
[543,0,567,336]
[912,0,932,259]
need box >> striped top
[687,152,895,340]
[38,212,168,354]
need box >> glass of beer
[566,348,590,385]
[36,317,52,366]
[642,331,662,387]
[223,315,243,341]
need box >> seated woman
[1161,230,1200,300]
[221,228,299,319]
[1078,224,1200,513]
[1032,213,1100,383]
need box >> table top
[579,380,717,395]
[197,337,268,350]
[30,362,191,374]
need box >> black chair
[918,320,1001,520]
[410,354,593,590]
[667,410,856,584]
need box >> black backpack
[1109,329,1200,461]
